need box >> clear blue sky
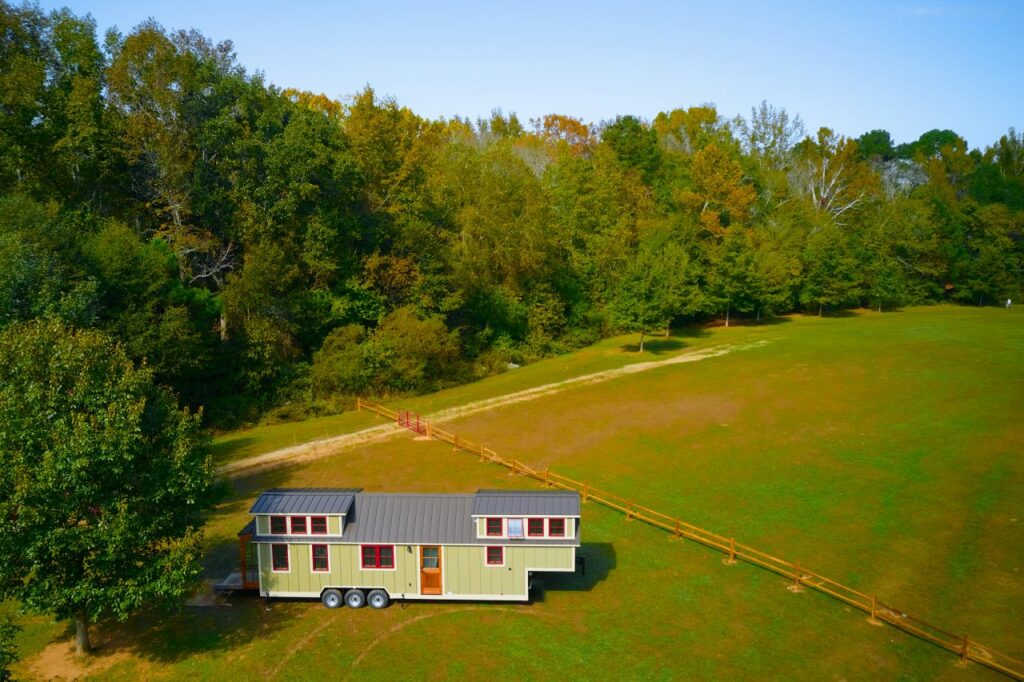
[38,0,1024,148]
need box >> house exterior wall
[443,545,575,597]
[258,543,575,600]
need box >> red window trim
[486,517,503,536]
[361,544,395,569]
[271,543,289,572]
[527,518,545,537]
[310,516,328,535]
[548,518,566,537]
[311,544,329,572]
[270,516,287,534]
[486,546,504,565]
[289,516,308,535]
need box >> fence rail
[356,397,1023,680]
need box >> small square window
[312,544,329,572]
[271,544,289,571]
[486,546,504,565]
[548,518,566,537]
[486,518,503,536]
[379,546,394,568]
[528,519,545,536]
[310,516,328,534]
[290,516,307,534]
[270,516,287,534]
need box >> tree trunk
[639,330,645,353]
[75,611,91,655]
[818,303,823,317]
[725,303,730,328]
[878,302,882,312]
[219,313,228,341]
[756,308,761,323]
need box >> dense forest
[2,3,1022,426]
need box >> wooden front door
[420,546,442,595]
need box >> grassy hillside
[12,305,1024,680]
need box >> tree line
[2,3,1022,426]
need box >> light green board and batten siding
[258,544,575,599]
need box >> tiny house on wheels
[234,488,581,609]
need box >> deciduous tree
[0,318,212,655]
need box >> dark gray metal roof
[471,490,581,517]
[249,488,360,515]
[341,494,478,544]
[247,489,580,546]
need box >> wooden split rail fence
[356,398,1023,680]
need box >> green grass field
[11,306,1024,680]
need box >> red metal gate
[397,410,427,435]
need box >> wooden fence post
[674,518,681,539]
[959,636,970,665]
[453,434,459,452]
[544,469,550,486]
[723,538,737,565]
[425,421,432,439]
[788,563,804,592]
[356,397,362,411]
[582,484,589,503]
[867,596,882,626]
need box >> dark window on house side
[271,544,289,571]
[486,518,503,536]
[310,516,328,534]
[270,516,287,534]
[311,544,329,572]
[548,518,566,537]
[486,546,504,565]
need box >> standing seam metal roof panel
[248,490,581,546]
[471,490,581,517]
[249,489,359,515]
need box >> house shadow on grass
[530,542,615,603]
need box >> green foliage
[0,318,213,640]
[609,237,691,350]
[0,5,1021,428]
[311,324,368,396]
[856,129,896,161]
[0,616,17,682]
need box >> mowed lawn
[12,305,1024,681]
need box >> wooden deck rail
[358,398,1024,680]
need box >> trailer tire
[345,589,366,608]
[367,589,389,609]
[321,589,343,609]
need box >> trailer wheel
[321,589,343,609]
[367,589,389,609]
[345,589,366,608]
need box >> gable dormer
[250,488,359,537]
[470,490,580,540]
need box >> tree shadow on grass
[207,436,257,464]
[619,338,686,354]
[531,543,615,603]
